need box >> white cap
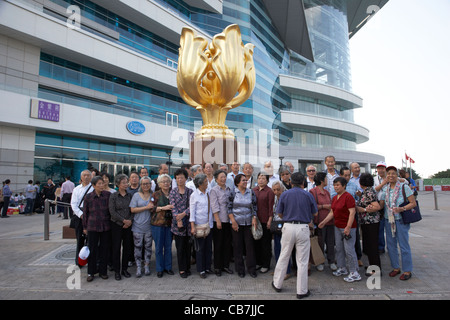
[376,161,387,167]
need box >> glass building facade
[0,0,382,187]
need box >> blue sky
[349,0,450,178]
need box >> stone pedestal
[190,137,238,166]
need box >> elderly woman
[130,176,154,277]
[379,166,416,281]
[109,173,133,280]
[186,164,203,191]
[319,177,360,283]
[310,172,336,272]
[169,168,193,278]
[253,172,275,273]
[210,170,233,276]
[355,173,381,275]
[82,176,111,282]
[279,165,292,190]
[271,180,291,277]
[152,173,174,278]
[228,174,258,278]
[190,173,214,278]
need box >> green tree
[431,169,450,179]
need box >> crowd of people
[2,156,418,299]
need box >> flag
[410,157,415,164]
[405,153,409,161]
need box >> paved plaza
[0,191,449,301]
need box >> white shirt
[306,177,315,191]
[267,174,280,188]
[186,179,212,193]
[189,188,213,228]
[374,175,385,201]
[70,183,93,218]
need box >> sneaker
[333,268,348,277]
[316,264,324,272]
[344,271,361,283]
[330,263,338,271]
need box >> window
[166,112,178,127]
[167,58,178,69]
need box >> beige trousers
[273,223,310,295]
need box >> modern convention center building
[0,0,386,190]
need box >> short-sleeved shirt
[210,185,230,223]
[331,191,356,229]
[25,184,36,199]
[277,187,317,223]
[357,187,380,224]
[310,187,332,225]
[130,193,152,234]
[380,183,413,221]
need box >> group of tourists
[68,156,417,299]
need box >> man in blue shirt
[272,172,317,299]
[24,180,36,215]
[2,179,12,218]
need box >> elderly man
[324,155,339,198]
[263,160,280,188]
[272,172,318,299]
[227,162,242,181]
[306,165,317,191]
[284,161,295,174]
[374,161,387,253]
[70,170,93,267]
[350,162,363,197]
[186,164,203,191]
[154,164,169,192]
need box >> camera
[342,233,352,240]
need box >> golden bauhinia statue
[177,24,256,141]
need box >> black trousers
[75,221,85,266]
[110,222,133,273]
[174,234,191,273]
[87,230,111,276]
[212,222,232,270]
[1,197,10,217]
[255,222,272,269]
[61,193,73,219]
[361,222,381,269]
[195,233,212,273]
[231,225,256,275]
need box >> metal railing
[43,199,72,240]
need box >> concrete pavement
[0,191,449,301]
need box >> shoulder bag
[69,185,92,229]
[195,193,211,238]
[399,184,422,224]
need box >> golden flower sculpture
[177,24,256,140]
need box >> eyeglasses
[307,170,316,172]
[141,183,151,186]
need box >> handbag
[252,216,263,240]
[399,184,422,224]
[194,193,211,238]
[195,223,210,238]
[310,235,326,266]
